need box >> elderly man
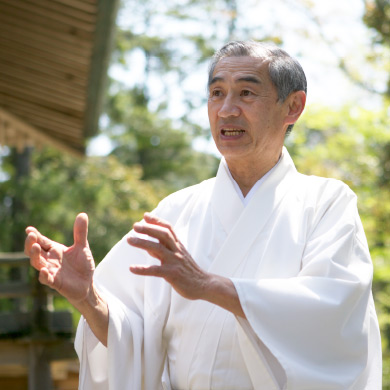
[25,41,381,389]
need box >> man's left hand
[127,213,210,300]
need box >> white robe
[75,147,382,390]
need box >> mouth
[221,128,245,137]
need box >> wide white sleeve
[74,233,152,390]
[232,186,381,390]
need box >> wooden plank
[0,77,86,112]
[0,3,95,41]
[2,95,84,126]
[0,40,90,72]
[84,0,120,136]
[3,110,82,139]
[53,0,97,13]
[2,117,83,146]
[0,57,88,90]
[0,23,94,59]
[0,341,29,365]
[23,0,98,21]
[0,109,85,157]
[0,42,89,79]
[0,253,29,265]
[0,12,93,50]
[2,114,84,143]
[0,98,84,133]
[50,312,74,335]
[0,64,87,101]
[0,339,77,366]
[7,110,84,143]
[0,312,74,336]
[0,282,31,299]
[0,33,92,68]
[0,312,30,334]
[28,343,53,390]
[45,341,77,361]
[0,340,77,365]
[0,0,96,32]
[1,103,84,138]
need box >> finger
[143,213,178,240]
[25,227,54,251]
[29,243,48,270]
[127,236,168,260]
[74,213,89,247]
[129,264,164,277]
[132,222,177,251]
[24,231,37,256]
[38,267,55,288]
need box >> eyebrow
[209,75,261,86]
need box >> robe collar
[212,147,297,236]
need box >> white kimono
[75,147,382,390]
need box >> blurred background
[0,0,389,388]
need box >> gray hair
[208,41,307,134]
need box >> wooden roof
[0,0,119,156]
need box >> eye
[241,90,252,97]
[210,89,222,98]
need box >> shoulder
[295,173,356,206]
[293,173,359,232]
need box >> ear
[284,90,306,126]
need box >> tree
[363,0,390,96]
[0,147,160,263]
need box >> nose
[218,95,240,118]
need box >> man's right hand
[25,213,109,346]
[25,213,95,306]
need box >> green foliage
[364,0,390,96]
[288,104,390,387]
[364,0,390,45]
[0,147,160,263]
[106,84,219,192]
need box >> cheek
[207,103,219,124]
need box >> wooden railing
[0,252,77,390]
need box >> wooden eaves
[0,0,119,157]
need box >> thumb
[74,213,89,247]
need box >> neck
[225,150,282,197]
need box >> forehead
[211,56,270,83]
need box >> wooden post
[28,343,53,390]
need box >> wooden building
[0,0,119,156]
[0,1,120,389]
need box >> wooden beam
[0,11,93,49]
[0,78,86,113]
[0,40,90,72]
[2,96,83,127]
[0,0,96,32]
[0,283,31,299]
[0,2,95,40]
[24,0,97,22]
[84,0,120,137]
[0,46,89,90]
[53,0,97,13]
[0,34,91,68]
[0,66,87,103]
[0,109,84,157]
[0,23,94,59]
[0,252,29,264]
[0,340,77,365]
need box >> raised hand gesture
[24,213,95,306]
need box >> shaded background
[0,0,389,388]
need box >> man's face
[207,56,289,165]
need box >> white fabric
[75,147,382,390]
[223,154,281,205]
